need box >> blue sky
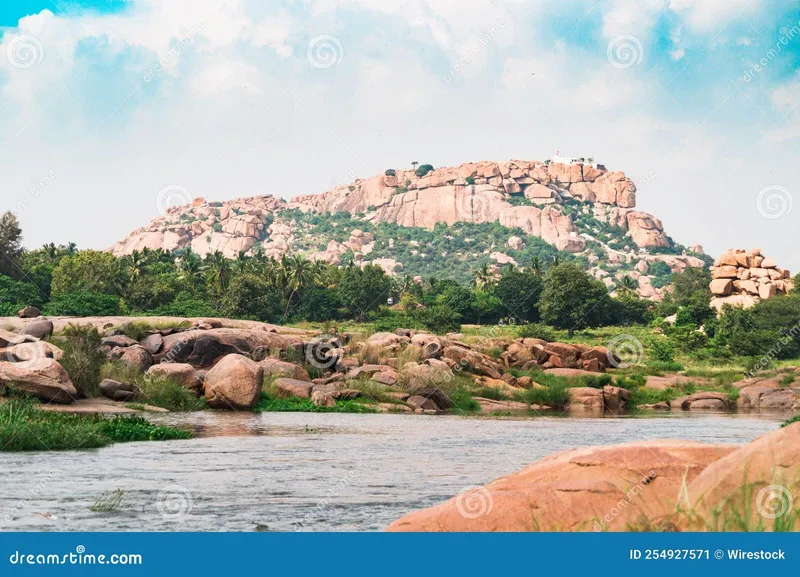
[1,0,799,270]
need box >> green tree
[539,263,610,335]
[44,291,121,316]
[220,274,284,322]
[50,251,122,295]
[0,211,23,279]
[493,268,542,322]
[337,264,393,321]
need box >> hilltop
[111,159,710,297]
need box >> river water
[0,412,786,532]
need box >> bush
[52,324,107,397]
[415,164,434,177]
[101,363,205,412]
[385,169,396,177]
[517,323,556,341]
[465,176,475,185]
[44,291,121,316]
[413,305,462,334]
[648,338,675,363]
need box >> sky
[1,0,799,270]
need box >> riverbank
[2,316,799,439]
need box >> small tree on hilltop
[539,263,610,336]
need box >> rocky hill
[111,159,709,298]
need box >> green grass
[0,399,191,452]
[90,489,125,513]
[101,362,205,412]
[253,393,376,413]
[513,381,571,410]
[117,320,191,342]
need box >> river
[0,411,786,532]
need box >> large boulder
[387,440,735,532]
[20,320,54,340]
[0,359,78,404]
[17,306,41,318]
[119,345,153,373]
[274,377,315,399]
[442,346,502,379]
[401,359,453,390]
[684,422,800,531]
[99,378,139,402]
[203,354,263,410]
[260,357,310,381]
[146,363,204,393]
[155,328,292,368]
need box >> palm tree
[42,243,58,259]
[473,264,495,291]
[122,250,144,282]
[65,242,77,255]
[178,249,203,291]
[616,275,638,298]
[206,251,231,293]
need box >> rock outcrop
[110,159,677,264]
[203,354,263,410]
[709,248,793,311]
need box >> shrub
[101,363,205,412]
[385,169,396,177]
[413,305,462,334]
[415,164,434,177]
[465,176,475,185]
[517,323,556,341]
[52,324,107,397]
[648,338,675,363]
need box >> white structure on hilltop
[552,151,603,169]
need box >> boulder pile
[709,248,793,311]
